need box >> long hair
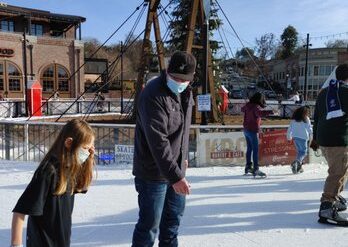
[292,106,310,123]
[249,92,266,108]
[39,119,95,195]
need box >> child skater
[11,119,95,247]
[287,106,312,174]
[241,92,273,178]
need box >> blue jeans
[293,137,308,163]
[132,177,186,247]
[244,130,259,170]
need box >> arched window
[40,64,70,93]
[0,60,23,92]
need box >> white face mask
[78,147,90,165]
[167,76,190,94]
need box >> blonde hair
[40,119,95,195]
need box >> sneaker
[291,160,300,174]
[253,169,267,178]
[318,201,348,226]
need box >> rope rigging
[215,0,276,95]
[55,0,174,122]
[26,1,147,121]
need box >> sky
[3,0,348,55]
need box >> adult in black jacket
[132,51,196,246]
[313,63,348,226]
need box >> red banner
[259,129,298,166]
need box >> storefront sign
[0,48,14,57]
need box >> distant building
[0,3,85,98]
[269,47,348,100]
[84,58,108,93]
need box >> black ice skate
[253,169,267,178]
[244,163,253,176]
[318,201,348,227]
[297,162,304,173]
[291,160,300,174]
[336,196,347,212]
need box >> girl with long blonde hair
[11,119,95,247]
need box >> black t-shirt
[13,157,75,247]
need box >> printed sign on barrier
[258,129,297,166]
[115,144,134,164]
[197,131,247,166]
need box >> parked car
[230,89,244,99]
[264,90,278,99]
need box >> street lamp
[303,33,312,101]
[286,73,290,99]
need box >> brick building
[0,3,85,99]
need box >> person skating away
[241,92,273,178]
[11,119,95,247]
[313,63,348,226]
[287,106,313,174]
[132,51,196,246]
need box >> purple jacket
[241,102,272,132]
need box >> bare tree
[255,33,276,60]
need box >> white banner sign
[197,131,247,166]
[115,144,134,164]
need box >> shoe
[291,160,300,174]
[318,201,348,226]
[253,169,267,178]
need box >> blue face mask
[167,76,190,95]
[78,147,90,165]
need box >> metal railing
[0,98,134,118]
[228,99,316,118]
[0,121,324,166]
[0,121,136,165]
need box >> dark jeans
[132,177,186,247]
[244,130,259,170]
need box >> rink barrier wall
[0,121,325,167]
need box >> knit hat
[167,51,196,81]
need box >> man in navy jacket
[132,51,196,246]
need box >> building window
[313,66,319,76]
[0,60,22,92]
[40,64,70,93]
[319,66,326,76]
[1,20,14,32]
[0,63,3,90]
[57,67,69,91]
[31,24,43,36]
